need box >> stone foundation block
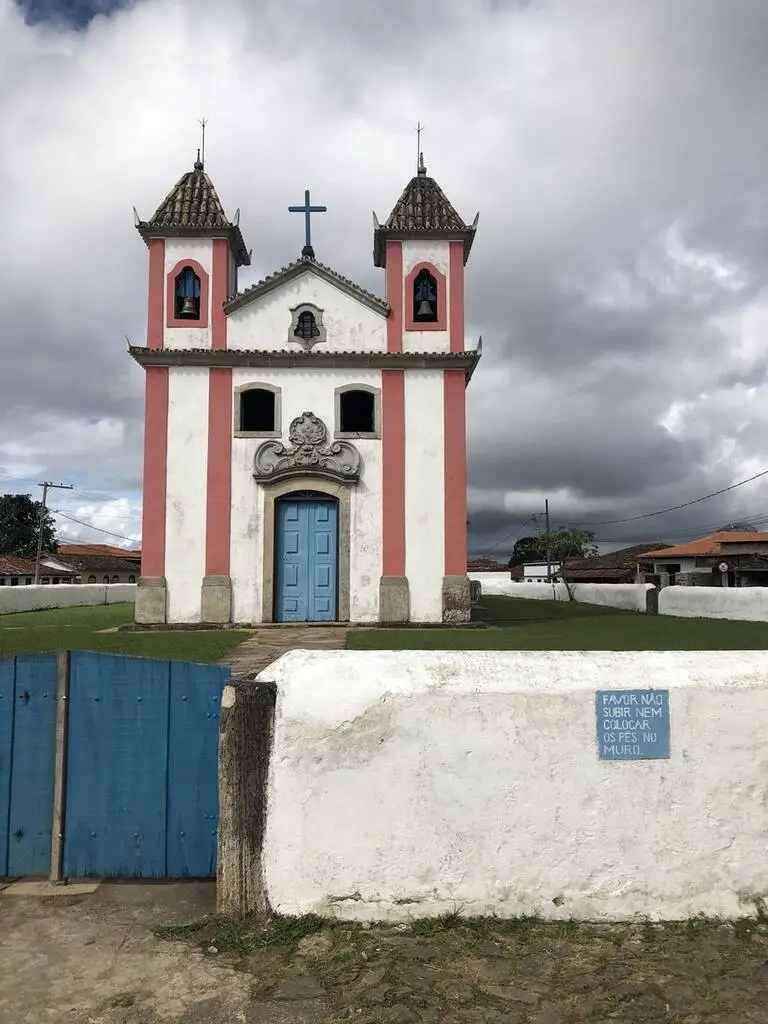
[135,576,167,624]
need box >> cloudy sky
[3,0,768,557]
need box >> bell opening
[412,268,439,324]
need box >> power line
[481,514,536,554]
[36,482,73,584]
[51,508,140,542]
[551,469,768,527]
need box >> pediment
[224,256,388,318]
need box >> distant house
[510,560,562,583]
[0,556,75,587]
[55,544,141,585]
[561,544,670,584]
[639,532,768,587]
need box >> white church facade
[130,154,480,625]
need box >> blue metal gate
[0,651,227,879]
[0,654,57,877]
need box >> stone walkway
[220,625,350,678]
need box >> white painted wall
[469,574,654,613]
[163,238,213,351]
[227,270,386,353]
[258,649,768,922]
[229,367,382,623]
[401,239,451,354]
[165,367,209,623]
[658,585,768,621]
[405,370,444,622]
[0,584,135,615]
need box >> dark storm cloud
[3,0,768,547]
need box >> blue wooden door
[275,497,338,622]
[63,652,226,878]
[0,654,57,877]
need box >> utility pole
[34,482,73,584]
[544,498,552,583]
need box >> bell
[179,296,198,319]
[416,299,434,318]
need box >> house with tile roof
[638,532,768,587]
[55,544,141,584]
[130,152,480,625]
[0,556,75,587]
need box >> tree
[0,494,58,558]
[538,526,598,599]
[541,527,598,566]
[507,535,546,568]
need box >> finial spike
[197,117,207,169]
[415,121,424,174]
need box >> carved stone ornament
[253,411,361,484]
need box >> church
[130,151,480,626]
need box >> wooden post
[217,679,276,918]
[50,650,70,883]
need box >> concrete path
[221,624,350,678]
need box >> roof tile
[641,532,768,559]
[137,160,250,266]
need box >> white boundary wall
[469,573,654,613]
[0,584,136,615]
[259,649,768,922]
[658,585,768,622]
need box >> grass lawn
[346,594,768,650]
[0,604,251,663]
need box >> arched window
[175,266,201,319]
[336,386,380,438]
[103,575,110,584]
[110,575,119,584]
[87,575,97,584]
[413,268,438,323]
[235,384,281,436]
[294,310,320,342]
[128,575,136,584]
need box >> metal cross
[415,121,424,172]
[288,189,327,258]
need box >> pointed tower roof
[373,155,478,268]
[135,155,250,266]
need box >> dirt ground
[1,883,767,1023]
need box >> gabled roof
[224,255,389,316]
[641,532,768,559]
[567,544,671,571]
[57,543,140,560]
[135,158,250,267]
[0,556,73,577]
[373,158,479,268]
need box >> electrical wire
[550,469,768,527]
[480,514,536,554]
[51,508,140,543]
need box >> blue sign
[595,689,670,760]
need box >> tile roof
[224,255,388,316]
[641,532,768,559]
[136,159,250,266]
[566,544,671,571]
[0,556,72,577]
[58,544,140,560]
[373,159,478,267]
